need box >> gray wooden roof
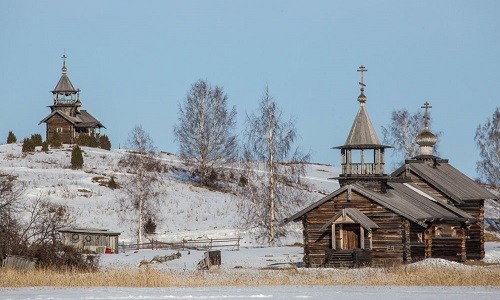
[39,110,104,128]
[52,73,78,94]
[284,183,475,228]
[319,208,379,232]
[334,104,391,149]
[59,227,120,235]
[392,160,498,202]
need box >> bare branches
[238,86,310,245]
[117,126,165,247]
[475,107,500,187]
[174,79,238,185]
[381,108,441,168]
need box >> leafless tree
[475,107,500,187]
[174,79,238,185]
[118,126,165,247]
[238,86,310,246]
[0,174,24,256]
[381,108,441,168]
[20,196,74,246]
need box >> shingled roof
[284,183,475,227]
[393,160,498,202]
[39,110,104,128]
[52,59,78,94]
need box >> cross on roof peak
[61,54,68,74]
[357,65,367,88]
[421,101,432,128]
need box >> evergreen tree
[71,145,84,169]
[99,135,112,150]
[6,131,17,144]
[41,141,49,152]
[49,133,62,148]
[22,138,35,153]
[30,134,43,147]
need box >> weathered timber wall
[302,190,405,267]
[46,114,74,144]
[405,171,484,260]
[456,200,484,260]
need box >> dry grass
[1,265,500,287]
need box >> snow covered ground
[3,286,500,300]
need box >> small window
[56,127,63,133]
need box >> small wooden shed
[59,227,121,254]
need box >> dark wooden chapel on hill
[39,55,104,144]
[285,66,497,268]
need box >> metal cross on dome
[357,65,367,90]
[421,101,432,128]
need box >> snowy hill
[0,143,339,246]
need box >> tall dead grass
[1,265,500,287]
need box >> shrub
[50,133,62,148]
[71,145,83,169]
[22,138,35,153]
[144,217,157,235]
[107,176,118,189]
[99,135,111,150]
[41,141,49,152]
[76,134,99,148]
[30,134,43,147]
[209,169,218,181]
[6,131,17,144]
[239,175,248,186]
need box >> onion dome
[416,102,437,155]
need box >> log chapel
[285,66,497,267]
[39,55,104,144]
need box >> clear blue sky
[1,1,498,179]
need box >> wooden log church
[285,66,497,267]
[39,55,104,144]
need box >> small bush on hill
[71,145,84,169]
[107,176,118,189]
[49,133,62,148]
[30,134,43,147]
[144,217,157,235]
[76,134,99,148]
[6,131,17,144]
[41,141,49,152]
[99,134,112,150]
[22,138,35,153]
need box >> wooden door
[342,225,360,249]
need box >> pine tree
[71,145,84,169]
[6,131,17,144]
[30,134,43,147]
[99,135,112,150]
[22,138,35,153]
[49,133,62,148]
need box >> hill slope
[0,143,339,246]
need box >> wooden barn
[59,227,120,254]
[285,66,497,267]
[39,55,104,144]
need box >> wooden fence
[1,255,38,270]
[119,237,241,253]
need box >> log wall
[46,114,74,144]
[456,200,484,260]
[302,190,405,267]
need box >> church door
[342,224,360,249]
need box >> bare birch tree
[238,86,310,246]
[474,107,500,187]
[174,79,238,185]
[118,126,165,247]
[381,108,441,168]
